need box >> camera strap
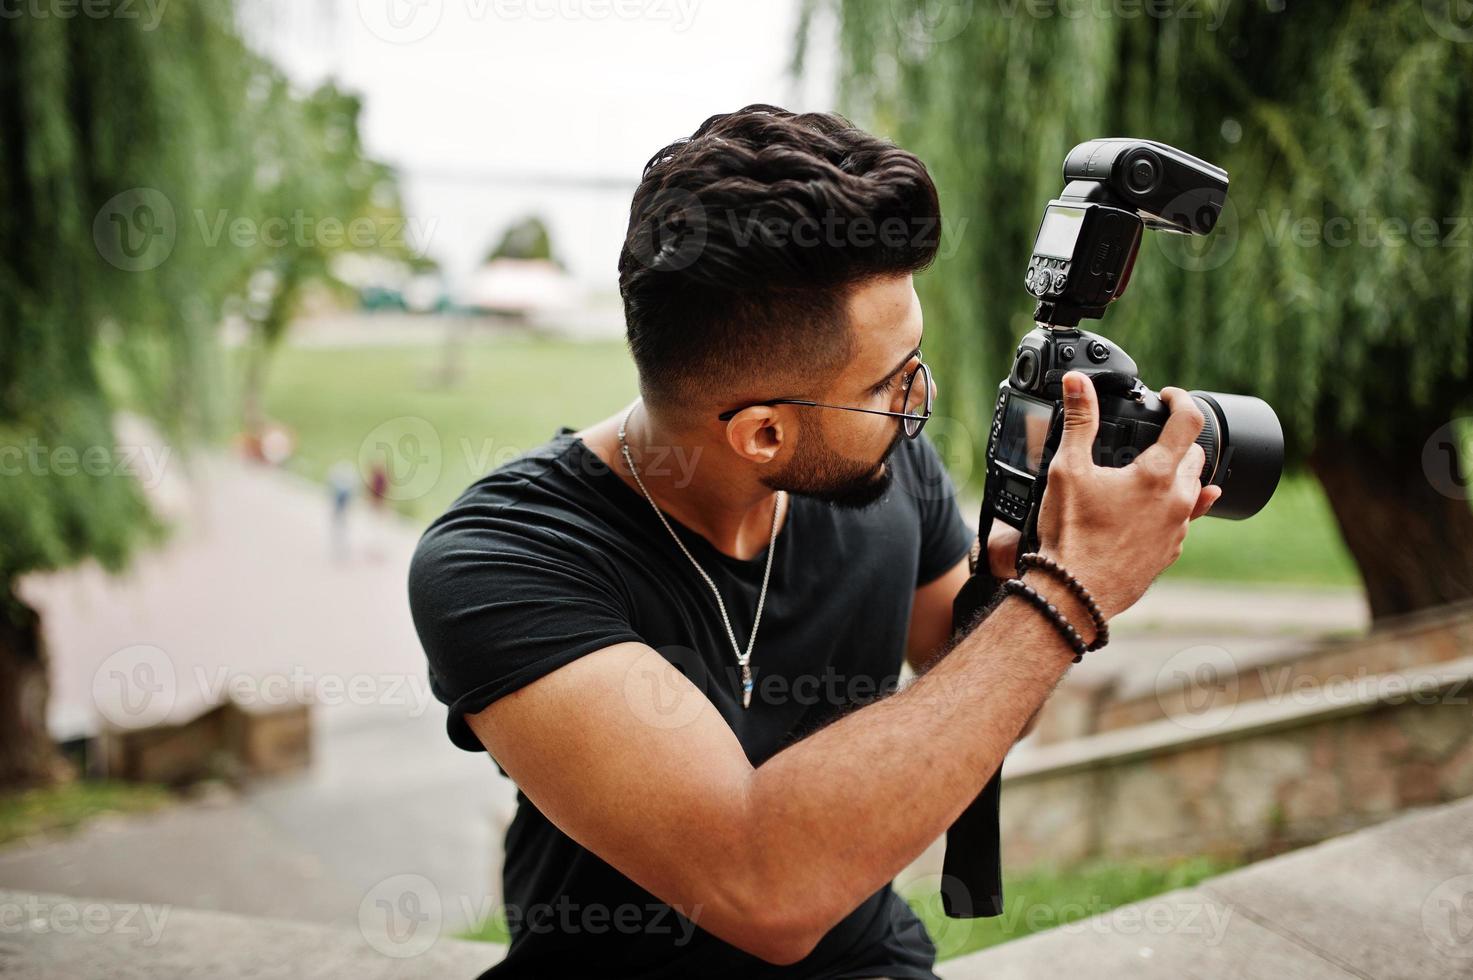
[940,406,1068,918]
[940,492,1007,919]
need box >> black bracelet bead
[1000,578,1088,662]
[1018,552,1110,653]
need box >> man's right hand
[1034,370,1222,621]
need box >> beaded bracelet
[1017,552,1110,653]
[999,578,1089,663]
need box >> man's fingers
[1054,371,1100,466]
[1151,387,1208,464]
[1191,484,1223,520]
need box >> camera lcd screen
[1033,206,1086,259]
[997,395,1052,475]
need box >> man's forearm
[742,575,1082,943]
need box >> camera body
[941,139,1283,923]
[982,138,1280,556]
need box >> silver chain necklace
[618,401,784,709]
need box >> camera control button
[1060,344,1075,362]
[1087,341,1109,363]
[1051,271,1068,293]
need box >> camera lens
[1189,391,1285,520]
[1126,153,1160,194]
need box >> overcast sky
[246,0,838,290]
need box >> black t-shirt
[408,427,974,979]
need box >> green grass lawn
[457,855,1236,959]
[252,334,639,527]
[247,333,1357,587]
[0,781,174,847]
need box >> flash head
[1061,138,1228,235]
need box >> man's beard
[762,413,905,510]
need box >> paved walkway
[5,422,1367,937]
[4,797,1468,977]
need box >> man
[408,104,1219,978]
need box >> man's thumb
[1057,371,1099,460]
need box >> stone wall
[1099,599,1473,736]
[999,657,1473,868]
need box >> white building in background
[457,257,586,319]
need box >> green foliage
[0,3,418,585]
[904,855,1237,959]
[458,853,1237,958]
[0,780,173,846]
[485,215,560,265]
[807,0,1473,467]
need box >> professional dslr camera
[939,140,1285,919]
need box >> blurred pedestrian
[328,461,356,561]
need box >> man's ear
[722,406,789,465]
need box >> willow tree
[803,0,1473,619]
[0,3,409,786]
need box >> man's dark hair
[618,104,942,412]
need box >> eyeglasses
[716,353,934,440]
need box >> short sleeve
[407,515,643,754]
[900,432,976,586]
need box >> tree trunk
[1309,429,1473,621]
[0,588,68,788]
